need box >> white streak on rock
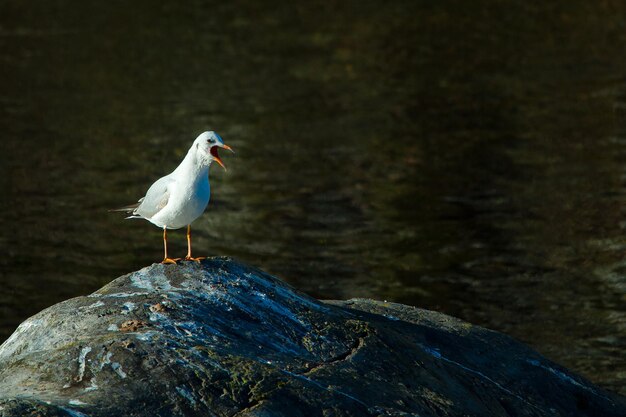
[111,362,127,379]
[98,350,127,378]
[526,359,607,399]
[419,344,543,412]
[77,347,92,382]
[176,386,197,405]
[60,407,90,417]
[135,331,157,341]
[250,290,303,326]
[99,351,112,370]
[85,376,98,392]
[105,292,149,298]
[121,302,136,315]
[130,268,172,292]
[280,368,369,408]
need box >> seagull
[112,131,233,264]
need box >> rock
[0,258,624,417]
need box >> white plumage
[113,131,233,263]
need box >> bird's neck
[174,149,211,181]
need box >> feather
[108,203,141,213]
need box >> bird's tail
[108,203,140,213]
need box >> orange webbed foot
[161,258,180,264]
[184,256,206,263]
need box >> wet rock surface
[0,258,624,417]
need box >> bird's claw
[184,256,206,263]
[161,258,180,264]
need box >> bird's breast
[193,179,211,208]
[153,177,210,228]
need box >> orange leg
[184,224,205,262]
[161,227,179,264]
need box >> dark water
[1,0,625,395]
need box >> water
[1,0,625,395]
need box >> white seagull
[112,131,233,264]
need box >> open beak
[210,144,234,170]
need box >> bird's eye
[208,139,216,144]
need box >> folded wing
[134,176,173,220]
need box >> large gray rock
[0,258,624,416]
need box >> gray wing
[134,175,174,219]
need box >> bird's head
[193,131,234,169]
